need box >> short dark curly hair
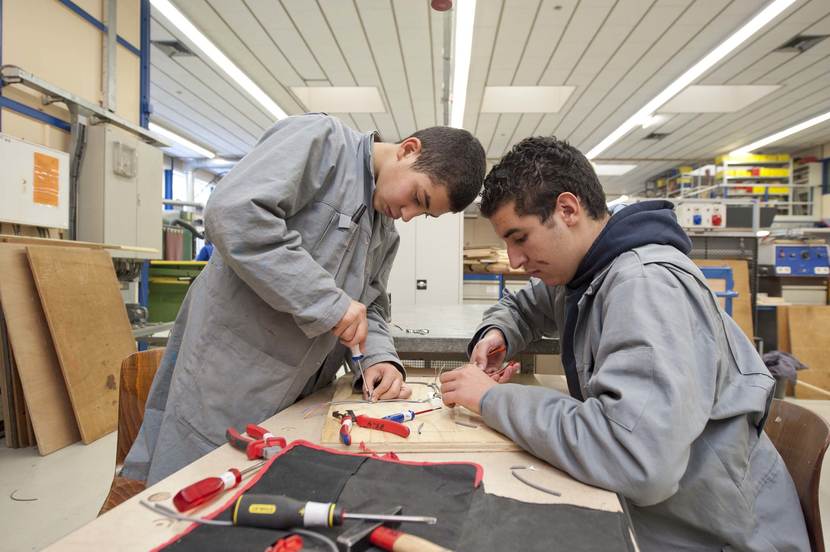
[405,127,486,212]
[480,136,606,221]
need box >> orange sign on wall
[33,152,60,207]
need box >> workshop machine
[758,237,830,305]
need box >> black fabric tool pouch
[155,440,635,552]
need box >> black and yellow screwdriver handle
[233,494,344,530]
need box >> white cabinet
[76,124,162,258]
[388,213,463,308]
[0,133,69,229]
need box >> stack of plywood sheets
[320,375,547,453]
[463,247,517,274]
[0,244,78,452]
[0,243,135,452]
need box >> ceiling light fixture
[149,122,215,158]
[593,164,637,176]
[730,110,830,155]
[450,0,476,128]
[150,0,287,120]
[585,0,796,160]
[641,114,667,129]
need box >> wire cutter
[226,423,286,460]
[332,409,410,446]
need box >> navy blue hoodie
[561,200,692,400]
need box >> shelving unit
[713,153,797,218]
[791,161,823,218]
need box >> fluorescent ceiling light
[660,85,779,113]
[450,0,476,128]
[291,87,385,113]
[151,0,287,120]
[593,163,637,176]
[585,0,796,159]
[481,86,574,113]
[641,114,668,129]
[730,110,830,155]
[149,122,215,158]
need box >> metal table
[390,304,559,370]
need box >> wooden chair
[764,398,830,552]
[98,348,165,515]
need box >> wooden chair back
[99,348,164,515]
[764,398,830,552]
[114,348,164,466]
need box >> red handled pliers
[226,423,286,460]
[332,409,410,446]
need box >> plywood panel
[10,352,29,448]
[788,306,830,397]
[694,259,753,339]
[0,317,16,447]
[0,245,80,454]
[320,375,543,453]
[27,246,135,443]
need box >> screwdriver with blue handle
[382,407,442,423]
[351,344,372,400]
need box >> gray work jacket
[473,244,809,551]
[123,114,402,484]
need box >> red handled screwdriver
[173,461,265,512]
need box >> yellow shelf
[716,153,791,164]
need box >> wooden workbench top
[44,373,622,551]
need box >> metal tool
[336,505,403,552]
[351,344,369,399]
[333,409,411,446]
[232,494,437,530]
[226,424,286,460]
[172,461,265,512]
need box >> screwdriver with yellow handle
[232,494,437,530]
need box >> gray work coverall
[123,114,402,484]
[472,244,809,551]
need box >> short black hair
[405,127,486,212]
[480,136,606,221]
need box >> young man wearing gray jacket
[440,137,809,551]
[124,113,485,485]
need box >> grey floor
[2,401,830,551]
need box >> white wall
[388,213,463,308]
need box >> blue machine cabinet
[772,244,830,276]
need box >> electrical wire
[302,382,442,418]
[509,466,561,497]
[140,500,232,526]
[290,529,338,552]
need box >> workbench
[44,373,634,551]
[390,305,558,371]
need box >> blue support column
[140,0,151,127]
[137,261,150,351]
[164,168,173,210]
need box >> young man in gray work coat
[440,137,809,551]
[123,113,485,484]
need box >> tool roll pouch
[155,440,634,552]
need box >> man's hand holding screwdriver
[331,299,411,400]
